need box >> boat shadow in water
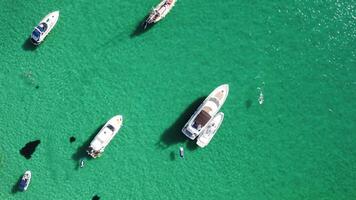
[157,96,206,151]
[186,139,199,151]
[170,151,176,160]
[130,15,155,38]
[71,124,104,169]
[22,38,37,51]
[245,99,253,109]
[10,176,22,194]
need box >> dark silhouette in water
[130,14,155,38]
[20,140,40,159]
[186,139,198,151]
[170,151,176,161]
[11,176,22,194]
[35,85,39,89]
[71,124,103,168]
[245,99,252,109]
[22,38,37,51]
[69,136,76,143]
[157,97,206,149]
[92,195,100,200]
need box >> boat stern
[196,138,206,148]
[182,123,199,140]
[86,146,101,158]
[30,37,40,45]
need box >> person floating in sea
[257,86,264,105]
[79,159,85,168]
[258,90,264,105]
[179,147,184,158]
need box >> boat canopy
[192,110,211,130]
[19,179,28,188]
[32,29,41,40]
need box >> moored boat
[144,0,176,29]
[87,115,123,158]
[196,112,224,148]
[30,11,59,45]
[182,84,229,140]
[18,171,31,191]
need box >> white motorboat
[18,171,31,191]
[87,115,123,158]
[182,84,229,140]
[196,112,224,148]
[30,11,59,45]
[144,0,176,29]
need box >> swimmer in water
[257,87,264,105]
[179,147,184,158]
[258,91,264,105]
[80,160,84,168]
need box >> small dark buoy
[20,140,41,159]
[92,195,100,200]
[179,147,184,158]
[69,136,76,143]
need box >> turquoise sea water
[0,0,355,199]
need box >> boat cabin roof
[97,127,114,142]
[192,109,211,130]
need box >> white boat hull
[19,171,31,191]
[182,84,229,140]
[87,115,123,158]
[197,112,224,148]
[31,11,59,45]
[145,0,176,27]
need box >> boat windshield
[209,97,220,107]
[107,124,115,132]
[192,110,211,130]
[36,23,48,33]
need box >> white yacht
[18,171,31,191]
[30,11,59,45]
[87,115,123,158]
[196,112,224,148]
[144,0,176,29]
[182,84,229,140]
